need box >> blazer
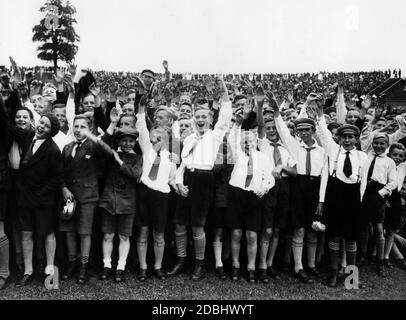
[17,138,64,208]
[98,151,143,215]
[62,138,105,204]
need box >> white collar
[117,147,136,154]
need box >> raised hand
[266,91,279,113]
[110,106,121,123]
[68,62,77,77]
[361,94,372,109]
[89,82,101,97]
[54,69,65,84]
[255,85,266,105]
[63,74,75,95]
[133,75,146,94]
[235,107,244,125]
[162,60,169,70]
[30,80,43,96]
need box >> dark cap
[336,124,360,137]
[294,118,316,130]
[116,128,138,140]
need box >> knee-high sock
[384,233,395,260]
[376,237,385,261]
[267,235,279,267]
[346,241,357,266]
[231,236,241,268]
[137,241,148,270]
[117,238,130,271]
[258,239,269,270]
[213,241,223,268]
[306,238,317,269]
[153,239,165,270]
[102,237,113,268]
[193,233,206,261]
[174,231,187,258]
[292,239,304,273]
[329,240,340,271]
[0,236,10,278]
[247,237,258,271]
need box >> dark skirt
[324,176,361,241]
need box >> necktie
[367,155,377,182]
[148,151,161,181]
[245,153,253,188]
[23,139,36,163]
[72,141,82,158]
[343,151,352,178]
[271,142,282,167]
[305,147,315,176]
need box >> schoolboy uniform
[98,130,143,239]
[135,112,177,235]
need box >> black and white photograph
[0,0,405,306]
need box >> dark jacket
[62,138,105,204]
[17,138,64,208]
[98,150,142,215]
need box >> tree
[32,0,80,73]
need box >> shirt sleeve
[378,159,398,198]
[175,161,186,185]
[274,114,299,162]
[317,115,338,158]
[212,100,232,144]
[135,112,152,153]
[319,152,329,202]
[335,91,347,124]
[227,124,242,163]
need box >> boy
[60,114,106,284]
[271,93,328,284]
[134,101,177,281]
[226,109,273,283]
[359,133,397,276]
[15,114,63,287]
[169,78,232,280]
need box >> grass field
[1,262,405,300]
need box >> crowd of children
[1,60,406,291]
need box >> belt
[186,168,212,173]
[297,174,320,181]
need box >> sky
[0,0,405,74]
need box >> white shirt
[257,138,296,178]
[181,101,232,171]
[274,114,328,202]
[227,126,273,193]
[360,123,406,155]
[395,162,406,192]
[32,139,45,154]
[136,112,177,193]
[360,153,397,200]
[317,115,368,184]
[53,130,73,153]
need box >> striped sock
[193,233,206,261]
[80,256,89,264]
[292,239,304,273]
[175,231,187,258]
[345,241,357,266]
[0,236,10,278]
[328,240,340,271]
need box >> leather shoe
[383,259,393,269]
[267,266,280,280]
[0,276,12,290]
[294,269,314,284]
[231,267,240,281]
[377,264,387,277]
[395,258,406,270]
[356,256,367,267]
[155,269,167,280]
[15,273,34,288]
[307,267,320,278]
[77,263,88,284]
[191,260,205,281]
[99,267,111,280]
[115,270,125,283]
[215,267,226,280]
[247,270,256,283]
[327,269,338,287]
[137,268,148,281]
[258,268,269,283]
[167,257,186,276]
[63,261,78,280]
